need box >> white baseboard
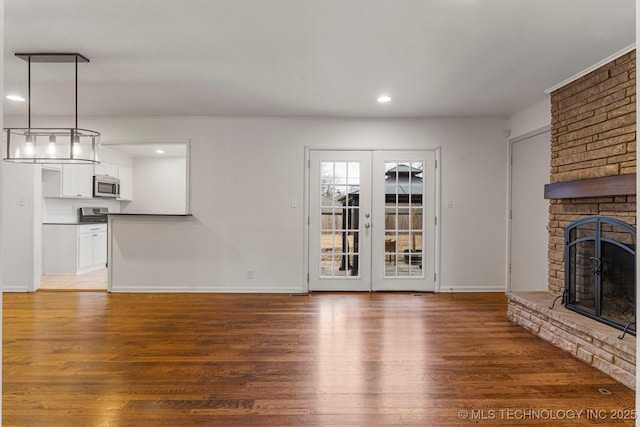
[109,284,304,293]
[442,285,506,293]
[3,285,31,292]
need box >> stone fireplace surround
[507,292,635,388]
[507,50,636,389]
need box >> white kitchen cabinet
[42,164,93,198]
[93,231,108,266]
[77,232,95,271]
[117,166,133,201]
[94,163,118,178]
[77,224,107,274]
[42,224,107,275]
[62,164,93,198]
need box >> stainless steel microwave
[93,175,120,198]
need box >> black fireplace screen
[565,216,636,334]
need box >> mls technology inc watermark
[457,408,636,422]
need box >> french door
[308,150,436,292]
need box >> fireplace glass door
[565,216,636,334]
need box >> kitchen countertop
[43,222,108,225]
[107,213,193,217]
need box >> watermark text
[457,408,636,422]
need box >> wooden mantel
[544,174,636,199]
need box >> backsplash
[42,197,121,223]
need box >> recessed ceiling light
[6,94,25,102]
[156,149,165,154]
[377,95,392,103]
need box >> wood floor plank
[3,292,636,426]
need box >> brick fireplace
[507,50,636,389]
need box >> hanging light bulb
[24,133,35,156]
[72,132,81,156]
[48,134,56,156]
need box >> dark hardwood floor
[3,292,636,426]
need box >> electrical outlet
[446,199,453,209]
[247,269,254,279]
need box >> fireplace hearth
[565,216,636,335]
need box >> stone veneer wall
[548,50,636,294]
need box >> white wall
[101,146,134,168]
[4,115,508,292]
[2,164,40,291]
[1,0,5,418]
[56,116,510,293]
[122,157,186,214]
[507,96,551,139]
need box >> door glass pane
[345,208,359,230]
[347,162,360,185]
[383,161,424,278]
[320,232,334,253]
[320,255,333,276]
[319,161,360,278]
[412,232,423,251]
[411,208,423,230]
[334,162,347,184]
[321,208,334,230]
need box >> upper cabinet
[117,166,133,201]
[94,163,118,178]
[43,161,134,201]
[42,164,93,199]
[62,164,93,198]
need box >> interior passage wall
[6,116,508,292]
[548,50,637,294]
[122,157,186,215]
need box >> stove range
[78,207,109,223]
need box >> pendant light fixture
[3,53,100,164]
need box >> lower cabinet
[43,224,107,275]
[77,226,108,273]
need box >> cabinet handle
[93,234,98,236]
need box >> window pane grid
[319,161,360,278]
[384,161,425,278]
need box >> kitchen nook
[39,141,189,290]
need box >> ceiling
[3,0,636,119]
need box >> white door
[309,150,436,292]
[372,151,436,291]
[510,131,550,291]
[309,151,372,291]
